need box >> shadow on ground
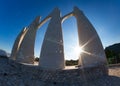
[0,57,120,86]
[82,75,120,86]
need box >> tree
[34,57,39,62]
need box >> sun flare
[74,45,84,57]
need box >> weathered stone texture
[11,7,107,71]
[1,58,117,86]
[10,59,107,83]
[16,16,40,64]
[39,8,65,70]
[10,27,27,60]
[73,7,107,67]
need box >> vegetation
[105,43,120,64]
[35,43,120,65]
[66,60,78,66]
[34,57,78,66]
[34,57,39,62]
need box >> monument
[15,16,40,64]
[10,27,27,60]
[73,7,107,67]
[39,8,65,69]
[9,7,108,84]
[10,7,108,70]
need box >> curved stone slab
[16,16,40,64]
[39,8,65,70]
[10,27,27,60]
[73,7,107,67]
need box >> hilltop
[105,43,120,64]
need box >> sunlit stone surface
[10,27,27,60]
[39,8,65,69]
[8,7,108,86]
[73,7,107,67]
[16,16,40,64]
[11,7,107,71]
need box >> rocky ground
[0,57,120,86]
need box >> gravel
[0,57,120,86]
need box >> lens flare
[74,45,84,57]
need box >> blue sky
[0,0,120,60]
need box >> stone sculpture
[16,16,40,64]
[39,8,65,69]
[73,7,107,67]
[10,27,27,60]
[11,7,107,70]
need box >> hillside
[105,43,120,64]
[0,49,7,57]
[105,43,120,54]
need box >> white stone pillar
[39,8,65,70]
[73,7,107,67]
[16,16,40,64]
[10,27,27,60]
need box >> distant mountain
[105,43,120,64]
[105,43,120,54]
[0,49,9,57]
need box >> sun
[74,45,84,57]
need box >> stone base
[16,56,34,64]
[9,59,108,84]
